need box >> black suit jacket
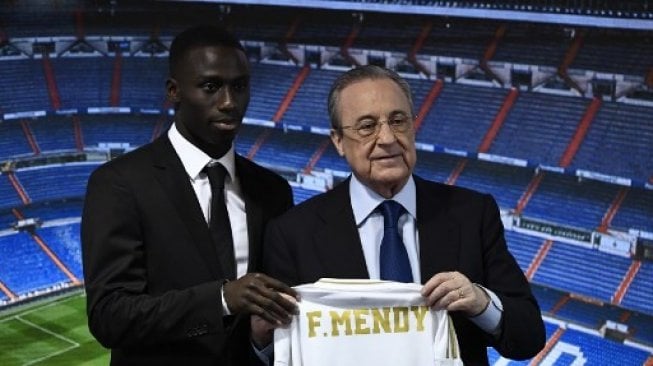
[82,135,293,365]
[263,176,545,365]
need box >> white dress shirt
[169,124,251,316]
[348,174,503,335]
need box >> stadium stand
[532,240,632,302]
[504,230,543,274]
[492,22,568,67]
[521,173,619,230]
[0,59,50,114]
[417,82,509,153]
[248,63,300,122]
[29,116,78,153]
[37,223,83,280]
[621,261,653,317]
[451,157,531,209]
[570,101,653,181]
[80,114,160,147]
[291,186,323,205]
[1,3,652,362]
[572,29,653,77]
[20,200,83,222]
[555,297,626,329]
[412,150,461,184]
[0,174,24,209]
[0,231,69,295]
[51,57,114,110]
[16,163,99,204]
[120,57,168,109]
[557,327,651,365]
[489,91,588,167]
[610,187,653,233]
[279,67,341,128]
[311,142,353,174]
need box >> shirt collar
[168,122,236,182]
[349,174,416,226]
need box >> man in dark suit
[82,25,297,365]
[263,65,545,364]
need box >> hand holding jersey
[273,279,463,366]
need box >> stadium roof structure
[173,0,653,30]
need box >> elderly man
[263,65,545,364]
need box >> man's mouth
[373,154,401,162]
[210,119,240,130]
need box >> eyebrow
[356,110,408,121]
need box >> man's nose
[375,121,397,144]
[216,86,235,110]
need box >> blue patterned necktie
[379,200,413,283]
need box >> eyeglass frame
[336,113,416,140]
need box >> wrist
[468,283,491,318]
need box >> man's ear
[330,129,345,157]
[166,78,180,103]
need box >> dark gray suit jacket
[263,176,545,365]
[82,135,293,365]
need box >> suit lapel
[313,180,369,279]
[151,136,221,278]
[235,156,264,273]
[415,176,461,282]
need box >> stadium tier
[1,5,652,362]
[37,223,83,280]
[417,82,509,153]
[0,60,50,114]
[0,231,70,295]
[522,173,618,230]
[532,240,632,302]
[16,164,99,205]
[30,116,78,153]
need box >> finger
[425,278,459,307]
[421,272,451,296]
[247,280,298,314]
[245,289,295,324]
[432,289,460,310]
[446,286,471,310]
[249,302,284,325]
[254,273,299,299]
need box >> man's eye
[202,83,219,92]
[357,121,377,131]
[390,116,407,126]
[233,81,248,92]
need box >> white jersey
[274,279,463,366]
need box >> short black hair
[169,25,245,78]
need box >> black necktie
[204,163,236,280]
[379,200,413,283]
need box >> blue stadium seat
[0,231,69,295]
[0,120,34,160]
[490,92,587,166]
[621,261,653,316]
[417,83,508,153]
[37,223,83,280]
[522,173,618,230]
[16,164,99,205]
[532,241,631,303]
[30,116,78,153]
[611,187,653,232]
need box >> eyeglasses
[339,114,413,139]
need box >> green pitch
[0,291,109,365]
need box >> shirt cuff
[468,284,503,336]
[252,340,274,365]
[220,283,231,316]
